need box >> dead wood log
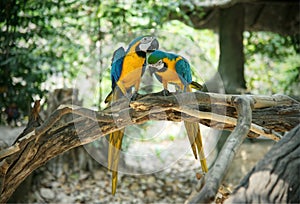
[0,92,299,202]
[225,124,300,203]
[189,96,253,203]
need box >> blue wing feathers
[175,58,192,85]
[111,47,125,89]
[165,52,192,84]
[165,52,178,61]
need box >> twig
[189,96,252,203]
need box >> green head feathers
[147,50,167,64]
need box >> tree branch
[189,96,253,203]
[0,92,299,202]
[170,1,300,35]
[173,106,281,141]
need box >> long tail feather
[184,122,198,160]
[185,85,208,172]
[111,171,118,195]
[184,121,208,173]
[194,124,208,173]
[108,129,125,195]
[104,91,113,103]
[107,87,127,195]
[190,81,203,91]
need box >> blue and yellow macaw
[147,50,208,173]
[105,36,159,195]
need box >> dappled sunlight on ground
[1,126,275,203]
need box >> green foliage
[0,0,85,115]
[159,21,218,80]
[244,32,296,61]
[99,0,179,34]
[244,32,300,96]
[1,0,298,122]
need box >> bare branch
[173,106,281,141]
[189,96,253,203]
[0,92,299,202]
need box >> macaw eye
[158,60,163,64]
[141,36,152,43]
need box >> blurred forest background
[0,0,299,203]
[1,0,299,119]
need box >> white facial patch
[139,41,152,52]
[153,60,164,70]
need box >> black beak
[149,66,157,75]
[147,38,159,52]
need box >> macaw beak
[148,66,157,75]
[147,38,159,52]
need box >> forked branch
[189,96,253,203]
[0,92,299,202]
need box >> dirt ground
[1,126,275,203]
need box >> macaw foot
[131,92,140,101]
[161,89,170,96]
[175,89,183,94]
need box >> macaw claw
[161,89,170,96]
[131,92,140,101]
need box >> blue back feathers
[110,36,147,89]
[111,47,126,89]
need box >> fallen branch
[0,92,299,202]
[189,96,253,203]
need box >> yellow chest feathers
[120,53,145,78]
[155,56,183,85]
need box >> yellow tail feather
[184,122,198,160]
[185,84,208,172]
[190,81,203,91]
[108,129,125,195]
[111,171,118,195]
[104,91,113,103]
[184,121,208,173]
[194,125,208,173]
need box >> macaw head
[127,36,159,53]
[147,50,167,75]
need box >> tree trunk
[218,4,246,94]
[226,124,300,203]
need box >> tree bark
[189,96,252,203]
[225,124,300,203]
[169,1,300,35]
[0,92,299,202]
[218,4,246,93]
